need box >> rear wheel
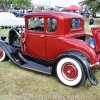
[56,57,86,87]
[0,47,6,61]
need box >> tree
[78,0,100,13]
[11,0,32,7]
[0,0,32,11]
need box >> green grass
[1,61,100,100]
[0,18,100,100]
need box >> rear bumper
[90,62,100,69]
[88,62,100,86]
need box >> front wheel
[0,47,6,61]
[56,57,86,87]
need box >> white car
[92,12,100,18]
[0,12,25,27]
[95,12,100,17]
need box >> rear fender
[55,51,98,85]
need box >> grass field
[0,18,100,100]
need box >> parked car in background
[79,10,90,17]
[17,13,24,18]
[92,12,100,17]
[0,12,24,27]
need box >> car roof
[24,11,83,19]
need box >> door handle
[40,35,44,38]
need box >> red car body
[22,12,97,66]
[0,11,100,87]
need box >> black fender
[0,40,21,66]
[55,51,98,86]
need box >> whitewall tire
[56,57,86,87]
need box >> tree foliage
[9,0,32,7]
[0,0,32,11]
[78,0,100,13]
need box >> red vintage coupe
[0,11,100,87]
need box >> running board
[21,62,52,74]
[19,53,53,74]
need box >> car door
[45,17,63,60]
[24,16,46,59]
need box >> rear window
[47,18,57,32]
[71,18,81,29]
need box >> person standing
[89,15,95,27]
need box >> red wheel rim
[62,63,78,80]
[0,48,3,59]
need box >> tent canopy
[64,5,82,11]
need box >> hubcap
[0,48,3,59]
[62,63,78,80]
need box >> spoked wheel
[56,57,86,87]
[0,47,6,61]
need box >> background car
[92,12,100,18]
[0,12,24,27]
[17,13,24,18]
[79,10,90,17]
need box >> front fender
[0,40,21,66]
[56,51,98,86]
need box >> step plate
[21,61,52,74]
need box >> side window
[47,18,57,32]
[71,18,81,29]
[28,17,44,31]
